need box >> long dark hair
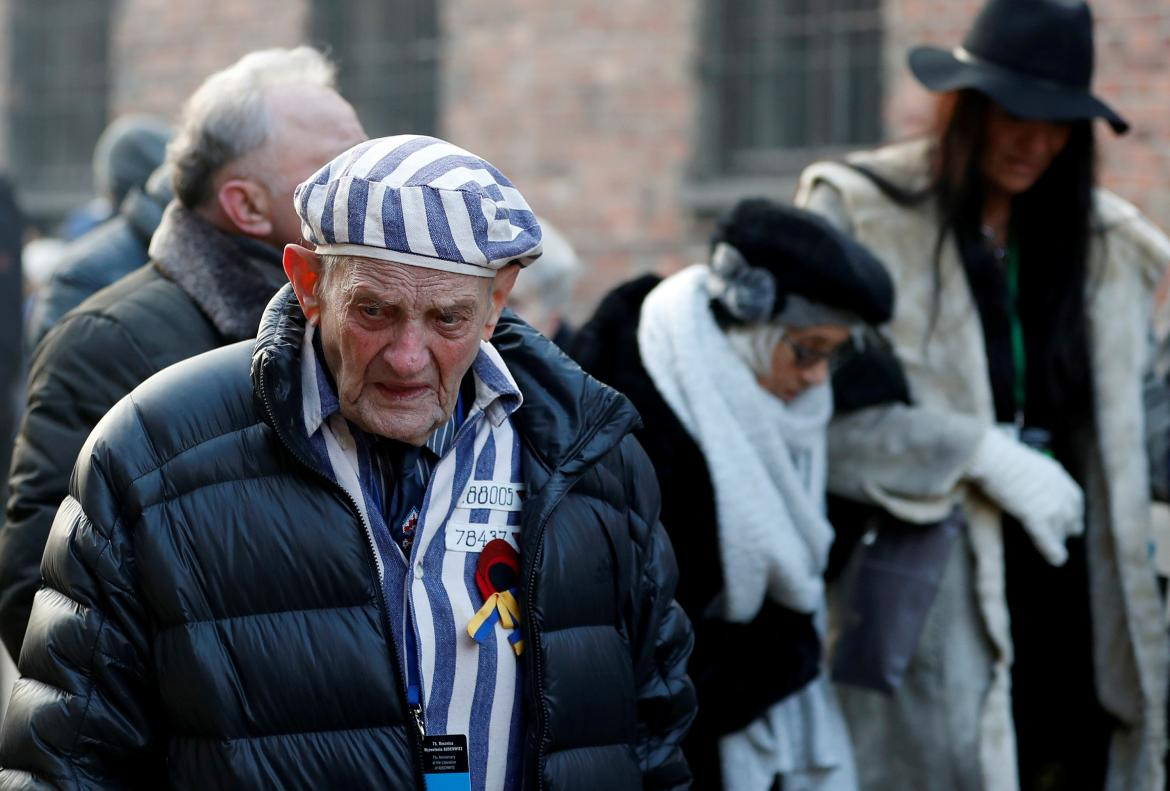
[857,89,1097,428]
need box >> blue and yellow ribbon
[467,588,524,656]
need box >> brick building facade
[1,0,1168,316]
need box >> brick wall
[1093,3,1170,226]
[109,0,310,121]
[440,0,703,316]
[34,0,1170,314]
[882,0,985,136]
[96,0,704,316]
[439,0,1170,320]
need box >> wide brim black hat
[909,45,1128,134]
[908,0,1128,135]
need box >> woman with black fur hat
[570,198,894,790]
[796,1,1170,789]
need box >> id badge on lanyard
[406,619,473,791]
[422,735,471,790]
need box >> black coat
[569,275,821,789]
[0,286,695,789]
[0,204,287,660]
[26,185,169,350]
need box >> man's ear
[284,243,324,324]
[482,263,522,340]
[217,178,273,238]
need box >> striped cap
[294,135,542,278]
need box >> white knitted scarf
[638,265,834,621]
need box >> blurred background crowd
[0,2,1167,789]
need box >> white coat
[798,140,1170,791]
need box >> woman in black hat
[797,1,1170,790]
[570,199,895,790]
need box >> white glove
[966,427,1085,565]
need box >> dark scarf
[148,202,287,341]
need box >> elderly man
[0,135,695,789]
[0,46,366,660]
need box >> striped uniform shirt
[300,323,526,790]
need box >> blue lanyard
[402,390,466,736]
[405,609,424,730]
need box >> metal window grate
[310,0,439,138]
[7,0,113,218]
[703,0,883,176]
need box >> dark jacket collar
[489,309,640,479]
[149,202,286,342]
[251,285,641,489]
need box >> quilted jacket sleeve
[0,432,163,787]
[27,273,99,353]
[619,435,697,790]
[0,314,156,660]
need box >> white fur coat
[797,140,1170,791]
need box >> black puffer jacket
[0,287,695,789]
[0,204,287,659]
[569,275,822,789]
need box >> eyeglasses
[781,333,856,373]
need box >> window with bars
[310,0,440,138]
[7,0,114,218]
[700,0,884,177]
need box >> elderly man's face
[286,248,519,445]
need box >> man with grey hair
[0,46,365,659]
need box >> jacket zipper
[263,346,635,790]
[522,397,629,791]
[258,366,428,787]
[522,512,552,791]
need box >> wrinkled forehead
[329,254,491,304]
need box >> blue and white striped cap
[294,135,542,278]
